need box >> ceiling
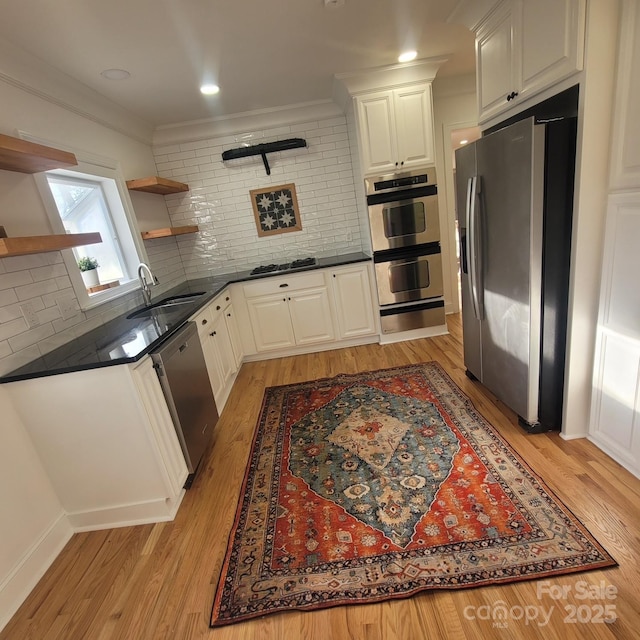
[0,0,475,128]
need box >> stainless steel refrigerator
[455,116,576,432]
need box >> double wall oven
[366,167,445,334]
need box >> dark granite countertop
[0,252,371,383]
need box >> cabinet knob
[210,331,216,337]
[225,296,230,301]
[227,312,231,317]
[279,283,289,288]
[400,161,404,166]
[506,91,519,101]
[201,318,207,325]
[216,305,221,311]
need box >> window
[47,174,129,284]
[31,144,148,310]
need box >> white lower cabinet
[246,294,296,351]
[329,264,376,339]
[245,285,335,352]
[288,287,336,345]
[241,263,377,356]
[191,288,241,410]
[4,360,188,530]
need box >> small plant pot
[81,269,100,288]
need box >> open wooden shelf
[0,232,102,257]
[126,176,189,195]
[141,225,199,240]
[0,133,78,174]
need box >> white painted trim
[587,435,640,479]
[67,491,185,532]
[241,334,379,363]
[334,58,447,98]
[559,431,588,441]
[447,0,502,31]
[0,38,153,144]
[152,100,343,147]
[0,512,73,633]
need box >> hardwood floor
[3,314,639,640]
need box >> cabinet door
[356,91,398,174]
[288,287,336,345]
[394,84,435,169]
[131,358,189,497]
[330,266,376,339]
[520,0,585,100]
[247,294,296,352]
[589,193,640,477]
[209,312,236,403]
[476,1,521,121]
[224,302,243,369]
[200,330,225,402]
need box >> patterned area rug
[210,363,616,626]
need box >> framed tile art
[250,183,302,237]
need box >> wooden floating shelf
[0,133,78,174]
[141,225,199,240]
[0,232,102,257]
[126,176,189,195]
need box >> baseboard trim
[587,434,640,479]
[0,512,73,633]
[241,334,379,363]
[67,490,186,532]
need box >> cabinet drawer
[243,271,326,298]
[190,288,231,335]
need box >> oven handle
[467,176,483,321]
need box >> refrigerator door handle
[467,176,483,320]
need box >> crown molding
[0,37,154,145]
[333,57,448,99]
[447,0,501,31]
[152,100,344,147]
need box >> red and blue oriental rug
[210,363,616,626]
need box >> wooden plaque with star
[250,183,302,237]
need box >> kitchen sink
[126,292,206,319]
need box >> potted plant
[78,256,100,288]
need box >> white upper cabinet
[356,83,435,174]
[609,0,640,190]
[476,0,585,122]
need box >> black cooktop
[250,257,316,275]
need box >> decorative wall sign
[250,183,301,237]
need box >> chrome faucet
[137,262,157,306]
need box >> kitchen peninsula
[0,252,376,531]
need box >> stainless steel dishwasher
[151,321,218,486]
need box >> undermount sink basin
[126,292,206,319]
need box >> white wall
[0,387,73,631]
[432,73,478,314]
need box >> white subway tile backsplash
[0,114,366,374]
[8,323,55,352]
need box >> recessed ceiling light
[398,51,417,63]
[100,68,131,81]
[460,139,469,145]
[200,84,220,96]
[324,0,345,7]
